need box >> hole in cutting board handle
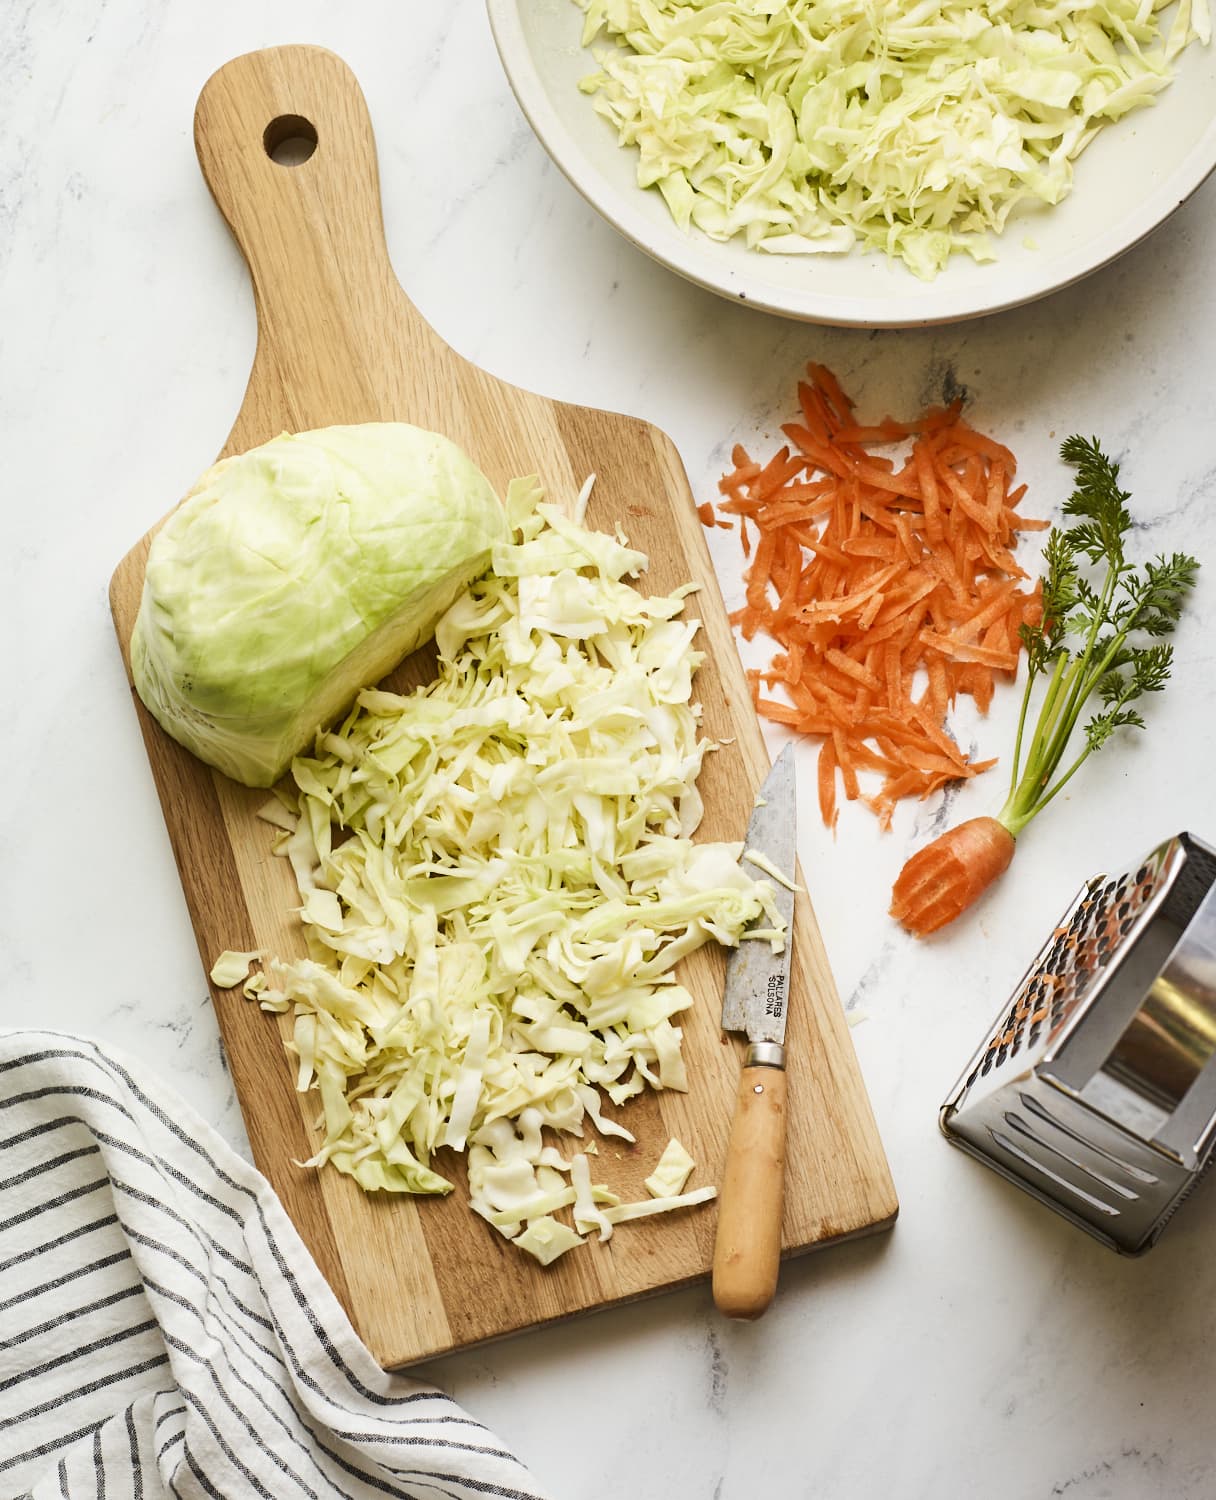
[263,114,318,167]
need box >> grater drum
[941,831,1216,1253]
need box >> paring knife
[712,742,797,1320]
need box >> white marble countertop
[5,5,1216,1497]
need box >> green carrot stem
[1016,652,1070,798]
[1038,562,1121,773]
[1026,744,1096,820]
[1025,655,1085,802]
[1008,662,1038,794]
[1035,599,1142,798]
[1003,653,1090,827]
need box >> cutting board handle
[193,45,445,432]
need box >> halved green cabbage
[576,0,1210,278]
[132,424,508,787]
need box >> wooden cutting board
[109,45,897,1369]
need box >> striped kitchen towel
[0,1031,548,1500]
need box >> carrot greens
[999,437,1198,837]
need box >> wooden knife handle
[712,1061,787,1320]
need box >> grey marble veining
[3,4,1216,1498]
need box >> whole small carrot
[891,437,1198,938]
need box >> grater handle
[1104,875,1216,1160]
[712,1062,787,1320]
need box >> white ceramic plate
[487,0,1216,327]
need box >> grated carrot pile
[710,364,1046,831]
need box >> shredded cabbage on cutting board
[239,477,783,1259]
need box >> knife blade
[712,741,797,1321]
[719,742,797,1044]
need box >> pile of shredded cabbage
[242,477,782,1257]
[575,0,1210,278]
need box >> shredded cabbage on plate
[574,0,1210,278]
[246,477,783,1260]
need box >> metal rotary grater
[941,831,1216,1254]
